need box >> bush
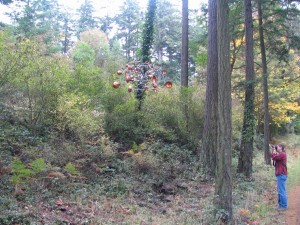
[102,83,205,148]
[54,93,103,140]
[104,97,146,146]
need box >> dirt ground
[283,185,300,225]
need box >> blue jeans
[276,174,288,208]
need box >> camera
[269,144,278,152]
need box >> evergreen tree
[77,0,97,36]
[59,10,75,54]
[137,0,156,110]
[11,0,61,52]
[237,0,255,177]
[114,0,142,60]
[153,0,181,81]
[215,0,232,222]
[201,0,218,177]
[141,0,156,63]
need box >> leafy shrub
[55,93,103,140]
[103,95,146,146]
[143,85,205,146]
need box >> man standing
[271,144,288,210]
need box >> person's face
[277,145,283,152]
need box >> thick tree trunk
[181,0,189,87]
[237,0,255,177]
[201,0,218,177]
[258,0,271,165]
[215,0,232,223]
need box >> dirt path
[283,185,300,225]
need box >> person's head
[277,144,285,152]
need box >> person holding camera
[271,144,288,211]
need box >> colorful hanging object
[112,61,172,93]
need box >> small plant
[30,158,47,175]
[11,159,32,186]
[11,158,48,188]
[132,141,138,153]
[64,162,80,176]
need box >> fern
[64,162,80,175]
[30,158,47,175]
[11,159,32,185]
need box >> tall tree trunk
[181,0,188,87]
[237,0,255,177]
[201,0,218,177]
[215,0,232,223]
[258,0,271,165]
[180,0,189,136]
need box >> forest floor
[1,129,299,224]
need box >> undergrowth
[0,116,299,224]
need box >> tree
[11,0,61,52]
[258,0,271,165]
[114,0,142,60]
[141,0,156,63]
[215,0,232,223]
[256,0,300,164]
[181,0,188,87]
[153,0,181,81]
[0,0,13,5]
[12,38,71,136]
[59,10,75,54]
[77,0,97,36]
[137,0,156,110]
[0,32,21,87]
[78,29,109,67]
[237,0,255,177]
[201,0,218,177]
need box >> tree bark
[258,0,271,165]
[215,0,232,223]
[237,0,255,177]
[201,0,218,177]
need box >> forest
[0,0,300,224]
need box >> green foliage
[64,162,80,176]
[143,85,204,145]
[11,159,33,185]
[141,0,156,62]
[77,0,97,35]
[55,93,103,139]
[252,203,270,218]
[11,158,48,185]
[72,42,95,66]
[104,96,145,145]
[103,83,205,147]
[288,155,300,188]
[0,31,21,87]
[7,38,72,136]
[114,0,142,61]
[29,158,47,175]
[106,178,129,197]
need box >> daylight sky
[0,0,205,24]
